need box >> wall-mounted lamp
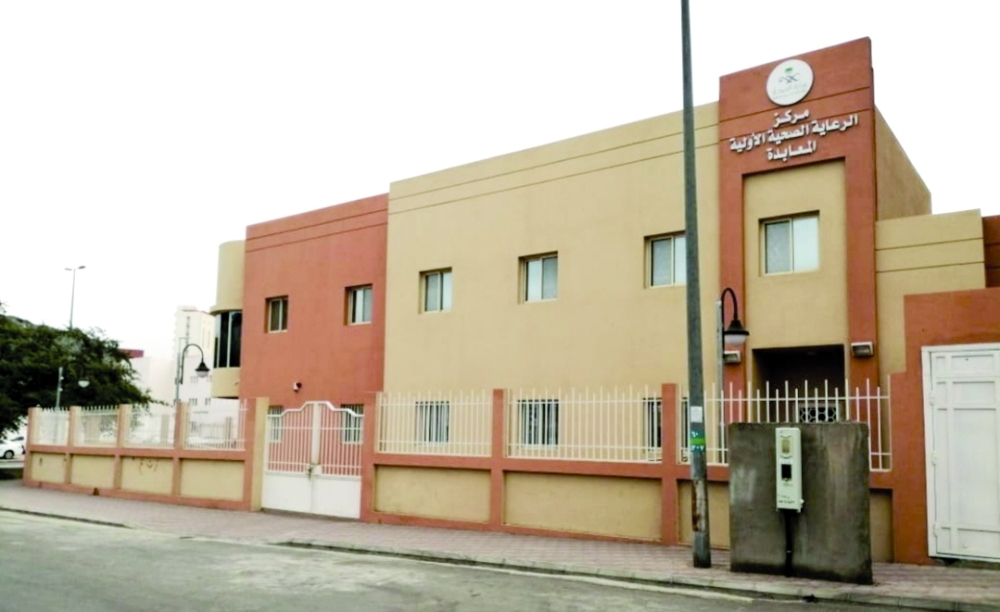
[293,381,302,392]
[851,342,875,358]
[722,350,742,365]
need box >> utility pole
[680,0,711,568]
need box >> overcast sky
[1,1,996,358]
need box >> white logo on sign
[766,59,813,106]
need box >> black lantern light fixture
[720,287,750,347]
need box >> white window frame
[415,401,449,444]
[267,406,283,443]
[341,405,364,444]
[266,297,289,333]
[518,399,559,446]
[422,269,453,313]
[644,397,662,449]
[521,253,558,303]
[762,213,820,275]
[347,285,373,325]
[188,398,198,407]
[646,233,687,288]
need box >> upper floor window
[522,253,557,302]
[647,233,687,287]
[213,311,242,368]
[267,297,289,333]
[422,269,452,313]
[189,398,198,407]
[763,214,819,274]
[348,285,373,325]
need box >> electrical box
[776,427,803,512]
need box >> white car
[1,436,25,460]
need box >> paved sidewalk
[2,482,998,610]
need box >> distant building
[126,349,174,406]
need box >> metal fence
[33,408,70,445]
[376,391,492,457]
[678,380,891,471]
[185,399,248,451]
[505,387,663,463]
[74,406,120,447]
[125,405,176,447]
[265,402,364,476]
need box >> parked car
[0,437,25,460]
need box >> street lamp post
[679,0,710,568]
[174,343,210,406]
[66,265,85,329]
[54,369,90,410]
[716,287,750,394]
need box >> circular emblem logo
[766,59,813,106]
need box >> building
[126,349,174,406]
[211,38,1000,565]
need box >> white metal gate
[262,402,363,519]
[924,344,1000,561]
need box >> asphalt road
[0,511,864,612]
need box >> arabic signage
[767,59,813,106]
[728,108,859,163]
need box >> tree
[0,301,155,435]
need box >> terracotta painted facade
[239,195,388,410]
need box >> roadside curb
[0,505,133,530]
[279,539,996,612]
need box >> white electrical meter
[775,427,803,512]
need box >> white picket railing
[74,406,120,447]
[185,399,248,451]
[376,391,492,457]
[506,386,663,463]
[678,380,891,471]
[33,408,70,445]
[125,405,176,447]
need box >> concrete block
[729,423,873,584]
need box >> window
[644,398,662,449]
[348,285,373,325]
[518,399,559,446]
[763,214,819,274]
[342,405,364,443]
[415,401,449,443]
[213,311,242,368]
[266,297,289,332]
[422,269,453,312]
[189,375,200,384]
[204,398,211,406]
[267,406,283,442]
[647,234,687,287]
[522,254,557,302]
[189,398,198,407]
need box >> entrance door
[262,402,363,519]
[924,345,1000,561]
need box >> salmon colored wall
[889,287,1000,564]
[985,215,1000,287]
[719,38,878,392]
[240,195,388,410]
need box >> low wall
[23,400,268,511]
[375,466,490,523]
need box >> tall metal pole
[54,366,64,410]
[66,265,85,329]
[681,0,711,568]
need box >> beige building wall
[385,105,720,392]
[211,240,245,399]
[678,481,730,547]
[374,466,491,523]
[743,161,849,355]
[120,457,174,495]
[178,459,244,501]
[504,473,660,540]
[874,110,931,221]
[875,210,986,380]
[30,453,66,484]
[69,456,114,489]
